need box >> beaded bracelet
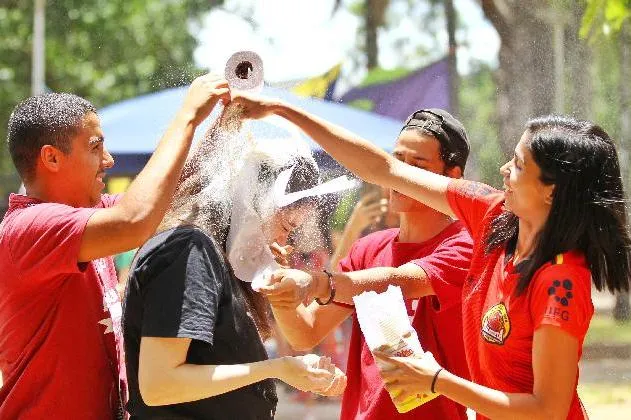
[315,269,336,305]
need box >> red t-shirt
[338,223,473,420]
[447,180,592,420]
[0,193,126,419]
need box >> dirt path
[274,360,631,420]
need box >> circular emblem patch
[481,302,511,345]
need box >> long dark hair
[486,115,631,295]
[161,112,320,340]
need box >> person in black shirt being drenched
[122,105,345,420]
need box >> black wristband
[431,367,444,394]
[315,269,336,305]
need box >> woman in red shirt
[230,94,630,419]
[372,116,631,419]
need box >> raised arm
[232,94,455,218]
[78,74,230,262]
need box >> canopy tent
[100,85,402,175]
[340,58,451,121]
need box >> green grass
[578,383,631,405]
[585,315,631,345]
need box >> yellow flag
[292,64,342,100]
[107,177,132,194]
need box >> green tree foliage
[359,67,411,87]
[334,0,447,74]
[0,0,221,205]
[334,0,390,69]
[581,0,630,39]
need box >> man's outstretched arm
[262,263,434,350]
[262,263,433,307]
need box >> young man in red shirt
[0,74,230,419]
[260,109,474,419]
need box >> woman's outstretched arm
[232,94,455,218]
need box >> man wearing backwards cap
[247,105,473,419]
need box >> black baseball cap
[401,108,470,170]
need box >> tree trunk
[364,0,380,70]
[445,0,460,115]
[614,24,631,322]
[566,1,592,119]
[482,1,555,159]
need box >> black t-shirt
[123,226,277,419]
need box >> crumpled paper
[353,285,439,413]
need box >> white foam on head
[181,103,357,286]
[226,136,318,284]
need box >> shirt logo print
[481,302,511,345]
[99,288,122,335]
[547,279,573,307]
[94,258,123,336]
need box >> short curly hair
[7,93,96,181]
